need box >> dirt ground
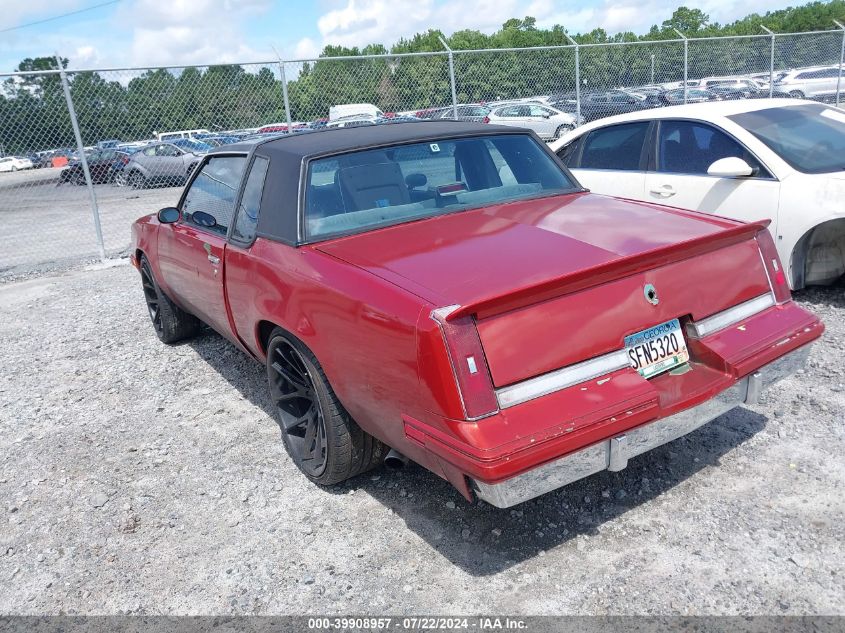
[0,261,843,615]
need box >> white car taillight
[430,306,499,420]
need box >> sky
[0,0,799,73]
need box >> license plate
[624,318,690,379]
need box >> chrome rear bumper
[472,344,812,508]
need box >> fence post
[836,20,845,107]
[439,37,458,119]
[279,62,293,131]
[673,29,688,103]
[271,47,293,131]
[565,34,581,126]
[56,54,105,261]
[761,25,775,98]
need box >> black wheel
[71,171,85,186]
[789,90,805,99]
[266,329,385,485]
[113,171,128,187]
[130,171,146,189]
[139,255,200,344]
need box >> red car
[131,122,823,508]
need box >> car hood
[314,191,739,307]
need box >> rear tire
[71,171,85,186]
[789,90,805,99]
[139,255,200,344]
[266,329,385,485]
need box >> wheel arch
[790,217,845,289]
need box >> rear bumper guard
[472,343,812,508]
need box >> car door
[561,120,651,200]
[157,154,248,338]
[643,119,780,228]
[156,143,185,179]
[526,105,555,137]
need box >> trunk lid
[315,192,773,386]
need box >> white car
[485,103,577,140]
[549,98,845,289]
[0,156,33,172]
[774,66,842,100]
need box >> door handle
[202,242,220,265]
[649,184,676,197]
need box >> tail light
[756,228,791,303]
[482,116,490,124]
[431,306,498,420]
[121,156,129,165]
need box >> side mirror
[157,207,180,224]
[405,173,427,189]
[191,211,217,228]
[707,157,754,178]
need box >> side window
[499,106,520,117]
[529,105,550,117]
[232,156,269,243]
[556,136,584,167]
[181,156,246,235]
[580,122,649,171]
[143,146,156,157]
[657,120,761,175]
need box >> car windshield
[304,133,577,240]
[729,103,845,174]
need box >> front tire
[114,171,128,187]
[130,171,146,189]
[139,255,200,343]
[789,90,805,99]
[555,124,573,139]
[266,329,385,485]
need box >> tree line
[2,1,845,154]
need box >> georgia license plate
[624,318,690,379]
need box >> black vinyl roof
[217,121,537,246]
[227,120,521,159]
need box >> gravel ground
[0,261,843,615]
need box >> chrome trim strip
[473,344,812,508]
[495,349,630,409]
[688,293,775,339]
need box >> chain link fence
[1,28,844,274]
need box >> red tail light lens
[756,228,791,303]
[431,306,498,420]
[482,116,490,124]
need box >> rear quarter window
[580,122,649,171]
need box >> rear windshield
[729,103,845,174]
[304,134,576,240]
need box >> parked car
[484,103,577,140]
[775,66,842,100]
[567,90,654,122]
[551,98,845,289]
[131,122,821,507]
[414,107,450,119]
[257,123,307,134]
[38,149,73,169]
[432,104,490,122]
[325,116,377,129]
[156,129,210,142]
[111,148,144,187]
[656,88,722,106]
[328,103,383,121]
[59,149,118,184]
[172,139,213,154]
[0,156,33,172]
[124,142,205,189]
[200,136,244,147]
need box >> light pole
[650,54,655,84]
